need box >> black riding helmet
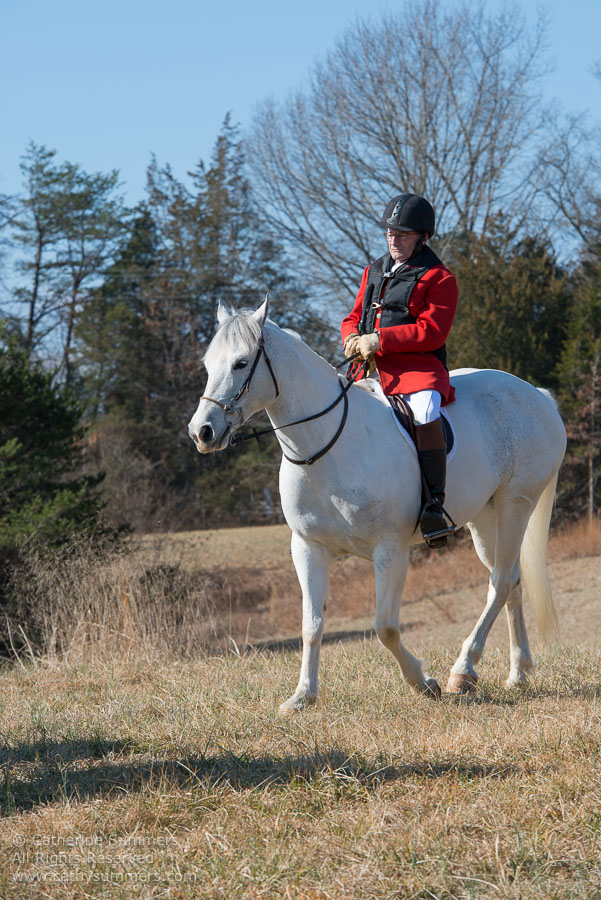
[379,193,435,236]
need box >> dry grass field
[0,519,600,898]
[134,520,601,652]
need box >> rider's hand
[343,333,361,357]
[358,332,381,360]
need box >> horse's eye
[233,359,248,370]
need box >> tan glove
[358,332,381,360]
[343,333,361,357]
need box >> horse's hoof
[505,672,529,688]
[421,677,442,700]
[278,694,316,715]
[446,672,478,694]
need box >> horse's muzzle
[188,419,230,453]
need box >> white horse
[188,298,566,711]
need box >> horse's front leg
[374,541,441,699]
[279,534,334,714]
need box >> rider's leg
[403,391,455,548]
[402,390,441,427]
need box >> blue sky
[1,0,600,205]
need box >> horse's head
[188,296,279,453]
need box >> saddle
[388,396,454,455]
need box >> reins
[202,333,367,466]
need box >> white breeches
[401,390,442,425]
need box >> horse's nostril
[199,425,214,444]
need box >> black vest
[359,245,448,369]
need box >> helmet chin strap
[409,232,429,260]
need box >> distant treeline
[1,1,600,549]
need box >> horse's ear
[217,300,230,326]
[252,294,269,327]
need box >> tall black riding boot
[415,419,456,549]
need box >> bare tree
[538,70,601,252]
[248,0,550,304]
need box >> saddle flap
[389,400,454,456]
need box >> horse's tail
[520,389,562,642]
[520,470,559,641]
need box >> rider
[341,193,458,548]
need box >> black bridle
[198,335,279,418]
[198,333,367,466]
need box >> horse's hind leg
[504,583,533,687]
[374,542,441,699]
[279,533,334,714]
[469,501,533,688]
[466,501,533,688]
[448,495,533,694]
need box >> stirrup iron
[421,503,457,549]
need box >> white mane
[204,308,262,367]
[204,307,305,370]
[281,326,302,341]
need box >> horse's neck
[264,325,346,460]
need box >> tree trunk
[26,231,44,352]
[63,281,81,386]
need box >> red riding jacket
[341,254,458,404]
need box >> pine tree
[0,330,105,557]
[446,220,570,389]
[74,208,187,530]
[556,245,601,519]
[75,209,159,421]
[12,142,125,382]
[76,117,320,530]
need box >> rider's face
[386,229,422,262]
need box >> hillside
[135,523,601,652]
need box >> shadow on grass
[445,680,601,706]
[249,622,421,653]
[1,740,521,815]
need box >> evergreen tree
[556,244,601,519]
[75,209,159,422]
[75,207,195,530]
[76,117,321,530]
[0,330,105,558]
[12,142,125,382]
[446,221,570,389]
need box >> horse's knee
[302,619,323,646]
[376,625,399,648]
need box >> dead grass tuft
[2,539,253,663]
[550,515,601,560]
